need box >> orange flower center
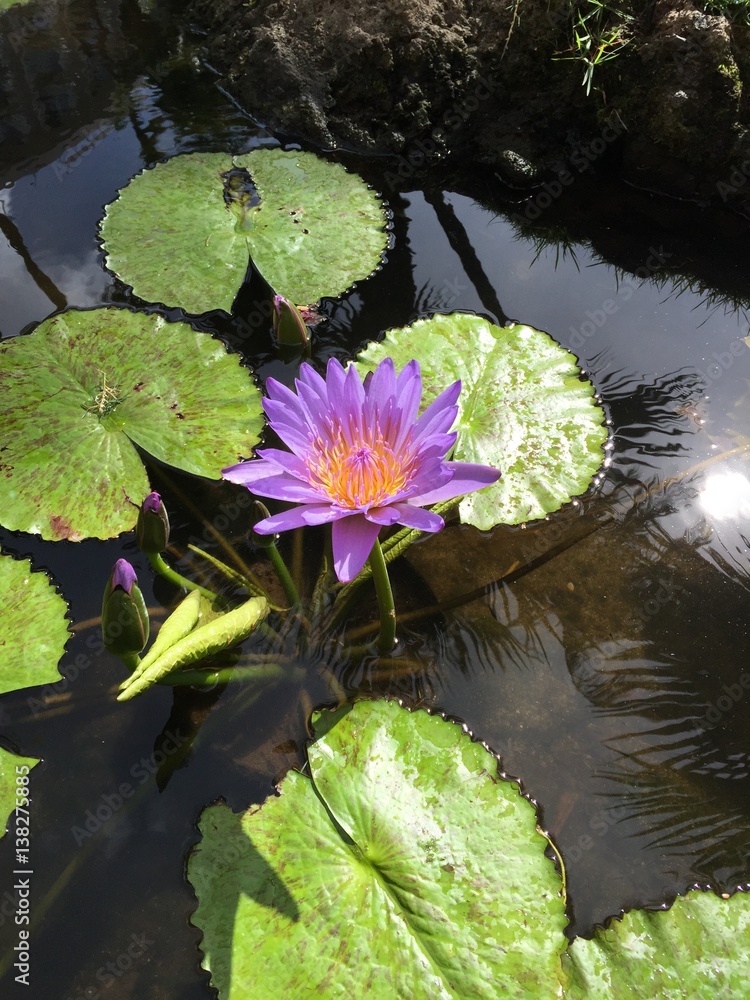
[308,423,414,509]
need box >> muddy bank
[188,0,750,210]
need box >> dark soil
[188,0,750,210]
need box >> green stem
[325,498,463,633]
[120,651,142,674]
[368,537,396,654]
[267,541,301,608]
[148,551,217,602]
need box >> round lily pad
[0,552,70,693]
[356,313,608,528]
[564,891,750,998]
[189,700,567,999]
[100,149,387,315]
[0,308,263,540]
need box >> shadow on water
[0,0,749,992]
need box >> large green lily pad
[100,149,387,315]
[0,552,70,693]
[0,308,263,539]
[0,748,40,842]
[189,700,567,999]
[564,891,750,998]
[356,314,608,528]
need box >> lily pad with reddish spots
[0,308,263,540]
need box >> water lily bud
[248,501,276,548]
[102,558,150,656]
[272,295,308,348]
[136,491,170,554]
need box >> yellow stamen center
[308,421,414,509]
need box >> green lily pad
[100,149,387,315]
[356,313,608,528]
[0,308,263,540]
[188,700,567,999]
[564,891,750,998]
[233,148,387,305]
[0,748,39,842]
[0,552,70,693]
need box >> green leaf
[118,595,269,700]
[233,148,387,304]
[0,552,70,694]
[0,308,263,540]
[0,749,39,842]
[100,149,387,314]
[563,891,750,998]
[188,700,567,999]
[356,313,608,528]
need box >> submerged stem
[147,552,217,602]
[267,541,301,608]
[368,537,396,654]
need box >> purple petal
[364,357,396,411]
[414,432,457,463]
[413,381,461,439]
[112,558,136,594]
[142,491,161,513]
[255,504,344,534]
[389,503,445,532]
[364,505,401,526]
[323,357,348,412]
[393,360,423,433]
[222,458,280,486]
[263,400,318,453]
[242,473,324,503]
[342,361,366,416]
[409,461,501,505]
[253,448,310,480]
[296,379,331,426]
[402,463,454,499]
[332,514,382,582]
[297,362,329,397]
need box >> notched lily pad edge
[99,146,392,314]
[0,546,73,690]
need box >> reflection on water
[0,0,749,992]
[701,470,750,521]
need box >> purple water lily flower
[223,357,501,583]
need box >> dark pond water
[1,0,749,996]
